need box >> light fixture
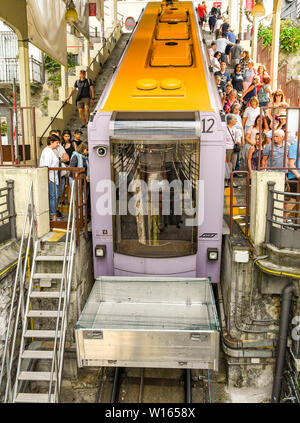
[207,248,218,261]
[251,0,265,17]
[95,245,106,258]
[65,0,79,23]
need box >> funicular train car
[75,1,225,371]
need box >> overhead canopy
[27,0,67,66]
[73,0,90,40]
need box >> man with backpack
[65,70,95,128]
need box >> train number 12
[202,118,215,133]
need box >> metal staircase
[0,181,76,403]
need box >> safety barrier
[229,170,250,241]
[266,180,300,249]
[48,167,88,245]
[0,106,37,167]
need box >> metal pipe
[185,369,192,403]
[271,283,295,403]
[111,367,121,403]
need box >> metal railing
[0,57,44,85]
[48,167,88,245]
[0,181,36,402]
[0,106,38,167]
[0,179,16,243]
[266,180,300,249]
[229,170,250,240]
[49,180,76,402]
[88,24,120,72]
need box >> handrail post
[266,181,275,243]
[6,179,17,240]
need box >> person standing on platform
[208,42,216,62]
[208,10,217,33]
[197,3,205,26]
[65,70,95,129]
[215,34,235,63]
[72,129,84,152]
[230,40,243,67]
[39,135,60,221]
[214,61,231,92]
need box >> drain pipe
[271,283,295,403]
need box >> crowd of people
[203,5,299,222]
[39,128,90,221]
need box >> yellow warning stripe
[46,232,65,242]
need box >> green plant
[258,20,300,53]
[44,55,60,73]
[258,23,272,48]
[48,72,61,89]
[280,26,300,53]
[41,95,49,110]
[1,121,7,135]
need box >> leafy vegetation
[258,20,300,53]
[41,95,49,110]
[44,53,76,90]
[1,121,7,135]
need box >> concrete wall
[250,170,285,247]
[0,167,50,239]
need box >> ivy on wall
[44,53,76,90]
[258,20,300,53]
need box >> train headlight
[207,248,218,261]
[95,245,106,258]
[97,146,107,157]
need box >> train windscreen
[111,139,199,258]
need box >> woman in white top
[242,97,261,135]
[212,51,221,73]
[39,135,60,221]
[225,114,242,187]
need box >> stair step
[33,273,62,279]
[22,350,53,359]
[15,393,55,403]
[30,291,65,299]
[36,255,68,261]
[27,310,63,318]
[24,330,61,338]
[18,371,57,381]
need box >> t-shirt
[212,57,221,72]
[214,70,230,91]
[221,23,229,35]
[263,142,290,170]
[230,44,243,60]
[52,143,67,160]
[39,146,59,184]
[226,126,241,150]
[208,47,215,62]
[243,68,255,90]
[73,139,83,150]
[288,142,300,179]
[231,72,243,92]
[227,31,236,43]
[215,37,230,53]
[74,78,93,101]
[198,5,204,17]
[243,106,261,132]
[246,127,259,144]
[215,18,223,29]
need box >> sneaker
[232,182,239,188]
[81,124,86,129]
[56,210,62,218]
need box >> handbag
[227,127,240,152]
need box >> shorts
[77,97,90,109]
[288,180,299,199]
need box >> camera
[97,146,107,157]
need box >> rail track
[96,367,212,403]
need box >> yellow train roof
[100,1,213,112]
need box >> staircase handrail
[0,181,36,402]
[48,180,76,402]
[39,101,67,147]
